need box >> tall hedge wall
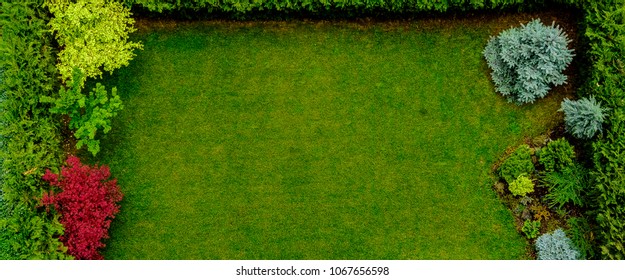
[122,0,580,13]
[0,0,69,259]
[583,0,625,260]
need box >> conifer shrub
[484,19,574,104]
[535,228,580,260]
[538,138,575,173]
[498,145,535,184]
[509,175,535,197]
[42,156,123,260]
[560,96,608,139]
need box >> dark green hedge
[0,0,69,259]
[122,0,579,13]
[583,0,625,260]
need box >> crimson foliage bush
[42,156,122,260]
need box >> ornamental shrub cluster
[42,156,123,260]
[484,19,574,104]
[535,229,580,260]
[498,144,535,184]
[0,0,69,259]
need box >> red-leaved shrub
[42,156,122,260]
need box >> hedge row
[122,0,581,13]
[582,1,625,260]
[0,0,69,259]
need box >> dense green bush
[41,69,124,156]
[560,97,608,139]
[542,164,589,209]
[538,138,575,172]
[0,0,69,259]
[535,228,580,260]
[509,175,535,197]
[498,144,535,184]
[484,19,574,104]
[46,0,143,83]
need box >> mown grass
[98,18,569,259]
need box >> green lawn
[98,19,567,259]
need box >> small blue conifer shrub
[560,96,608,139]
[484,19,574,104]
[535,228,580,260]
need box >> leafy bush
[542,164,589,209]
[522,220,541,239]
[560,97,608,139]
[46,0,143,83]
[498,144,535,184]
[42,156,123,260]
[538,138,575,173]
[483,19,574,104]
[567,217,595,260]
[535,228,580,260]
[509,175,535,197]
[41,69,123,156]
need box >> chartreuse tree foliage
[41,69,123,156]
[42,156,122,260]
[46,0,143,83]
[484,19,574,104]
[0,0,70,260]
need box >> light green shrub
[509,175,534,197]
[46,0,143,83]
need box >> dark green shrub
[509,175,535,197]
[567,217,595,260]
[484,19,574,104]
[0,0,69,259]
[538,138,575,173]
[560,97,608,139]
[542,164,589,209]
[498,144,535,184]
[522,219,541,239]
